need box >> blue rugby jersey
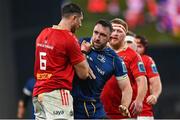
[72,37,127,101]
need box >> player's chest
[87,52,114,76]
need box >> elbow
[76,69,89,80]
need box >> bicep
[135,75,147,85]
[149,76,161,88]
[116,75,131,90]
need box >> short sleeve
[146,57,159,78]
[65,33,85,65]
[114,56,128,80]
[130,54,146,78]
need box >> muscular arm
[117,75,132,117]
[74,60,89,80]
[130,75,148,115]
[147,76,162,105]
[136,76,148,102]
[117,75,132,108]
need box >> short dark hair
[95,19,113,32]
[136,35,148,50]
[61,3,83,17]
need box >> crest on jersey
[122,61,127,73]
[97,54,106,63]
[151,64,158,73]
[138,62,146,72]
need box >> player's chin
[93,44,101,49]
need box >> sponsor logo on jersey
[97,54,106,63]
[122,61,127,73]
[151,64,158,73]
[95,65,105,75]
[138,62,146,72]
[37,43,54,50]
[36,73,52,80]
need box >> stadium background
[0,0,179,118]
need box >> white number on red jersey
[40,52,46,70]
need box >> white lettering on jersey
[37,43,54,50]
[95,65,105,75]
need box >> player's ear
[72,15,78,20]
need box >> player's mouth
[110,36,118,40]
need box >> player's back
[33,28,83,97]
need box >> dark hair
[61,3,83,17]
[95,19,113,32]
[135,35,148,51]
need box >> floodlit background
[0,0,179,118]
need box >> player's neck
[114,41,128,53]
[53,19,71,31]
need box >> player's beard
[109,38,122,50]
[71,26,76,33]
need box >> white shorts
[33,89,73,120]
[137,116,154,120]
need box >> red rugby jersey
[33,28,85,97]
[101,47,146,119]
[140,55,159,116]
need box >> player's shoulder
[79,37,91,44]
[142,54,154,62]
[107,47,118,56]
[126,47,139,58]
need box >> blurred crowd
[87,0,180,37]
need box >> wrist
[81,50,88,55]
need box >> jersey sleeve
[131,54,146,78]
[145,57,159,78]
[114,56,128,80]
[23,78,34,96]
[65,33,85,65]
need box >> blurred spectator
[17,77,35,119]
[87,0,107,13]
[167,0,180,37]
[107,0,120,16]
[156,0,173,33]
[125,0,145,29]
[125,0,159,29]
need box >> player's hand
[130,100,143,115]
[81,40,92,54]
[17,100,25,118]
[119,105,131,118]
[88,67,96,80]
[146,95,157,105]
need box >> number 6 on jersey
[40,52,46,70]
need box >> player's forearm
[150,76,162,99]
[136,76,148,102]
[117,77,132,108]
[74,60,89,80]
[121,85,132,108]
